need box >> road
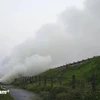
[5,85,41,100]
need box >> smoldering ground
[0,0,100,83]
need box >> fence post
[25,77,27,86]
[72,75,75,89]
[92,75,96,92]
[44,76,47,87]
[22,77,24,86]
[32,76,34,85]
[27,76,30,85]
[24,76,26,86]
[57,75,62,86]
[35,76,37,83]
[39,76,41,86]
[30,76,32,84]
[50,76,53,87]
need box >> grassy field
[14,56,100,100]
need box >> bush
[50,87,83,100]
[83,91,100,100]
[67,89,82,100]
[40,92,50,100]
[49,86,68,100]
[56,93,68,100]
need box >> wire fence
[14,74,96,92]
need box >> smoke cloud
[1,0,100,83]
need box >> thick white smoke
[0,54,51,83]
[1,0,100,83]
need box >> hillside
[39,56,100,83]
[14,56,100,100]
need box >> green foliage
[49,86,68,100]
[49,87,100,100]
[40,92,50,100]
[0,93,14,100]
[55,93,68,100]
[25,84,52,93]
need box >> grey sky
[1,0,100,83]
[0,0,84,57]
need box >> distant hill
[39,56,100,84]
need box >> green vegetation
[0,86,14,100]
[14,56,100,100]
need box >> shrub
[56,93,68,100]
[49,86,68,100]
[40,92,50,100]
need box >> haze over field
[0,0,100,83]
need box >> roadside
[0,85,14,100]
[5,85,41,100]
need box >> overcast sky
[0,0,84,57]
[1,0,100,82]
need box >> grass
[0,86,14,100]
[0,94,14,100]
